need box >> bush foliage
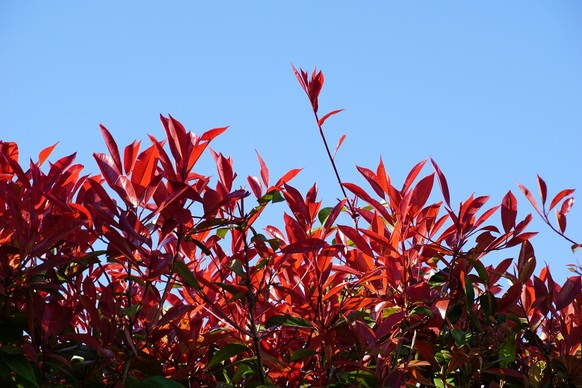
[0,68,580,387]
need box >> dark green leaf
[174,260,200,290]
[265,315,314,329]
[290,349,316,362]
[318,207,333,225]
[207,343,249,369]
[229,259,245,277]
[0,352,39,387]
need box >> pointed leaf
[200,126,228,142]
[402,159,427,192]
[99,124,122,174]
[93,153,120,188]
[338,225,374,258]
[207,343,249,369]
[123,140,141,175]
[333,134,346,159]
[431,159,450,207]
[357,166,385,198]
[38,143,58,167]
[555,276,581,310]
[274,168,302,188]
[501,191,517,233]
[255,150,269,187]
[265,315,314,329]
[174,260,200,290]
[247,176,262,198]
[536,175,547,206]
[318,109,344,126]
[517,183,542,216]
[549,189,575,211]
[282,238,326,253]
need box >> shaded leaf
[555,276,581,310]
[174,260,200,290]
[207,344,249,369]
[265,315,314,329]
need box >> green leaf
[264,315,314,329]
[229,259,245,277]
[318,207,333,225]
[499,333,517,368]
[231,361,255,383]
[258,190,284,204]
[410,305,433,318]
[207,343,249,369]
[135,376,184,387]
[174,260,200,290]
[217,227,229,238]
[191,238,212,255]
[290,349,316,362]
[122,303,141,318]
[0,352,39,387]
[428,271,446,286]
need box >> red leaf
[517,183,542,216]
[215,153,234,191]
[247,176,262,198]
[123,140,141,175]
[555,276,582,310]
[376,311,406,339]
[323,198,347,235]
[93,153,120,188]
[200,126,228,142]
[460,195,490,223]
[338,225,374,258]
[402,159,427,192]
[518,240,536,283]
[255,150,269,187]
[497,282,522,312]
[131,145,159,190]
[556,211,567,233]
[115,175,139,208]
[99,124,122,174]
[333,134,346,159]
[549,189,575,211]
[343,182,393,223]
[318,109,344,126]
[282,238,326,253]
[291,64,309,95]
[357,166,385,199]
[0,141,19,174]
[501,191,517,233]
[151,138,178,182]
[409,173,435,215]
[431,159,450,208]
[275,168,302,188]
[536,175,547,206]
[38,143,58,167]
[265,225,286,243]
[160,114,187,165]
[560,197,575,216]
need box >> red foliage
[0,69,580,387]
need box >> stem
[240,224,267,385]
[313,111,359,223]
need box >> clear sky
[1,2,581,283]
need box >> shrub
[0,68,579,387]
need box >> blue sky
[1,2,581,283]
